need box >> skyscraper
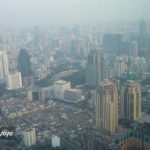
[0,51,9,79]
[114,57,127,78]
[138,20,148,56]
[18,49,32,86]
[86,48,105,87]
[139,19,147,37]
[96,78,118,133]
[130,41,138,57]
[120,80,141,121]
[103,34,122,54]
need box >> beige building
[7,72,22,90]
[23,128,36,147]
[96,78,118,133]
[120,80,141,120]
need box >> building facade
[6,72,22,90]
[86,48,105,87]
[64,89,82,101]
[18,49,32,86]
[0,51,9,79]
[120,80,141,121]
[96,78,118,133]
[23,128,36,147]
[53,80,71,99]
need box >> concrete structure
[96,78,118,133]
[0,51,9,79]
[64,89,82,101]
[23,128,36,147]
[6,72,22,90]
[121,80,141,121]
[53,80,71,99]
[27,87,45,103]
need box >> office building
[27,87,45,103]
[53,80,71,99]
[70,39,81,56]
[0,51,9,79]
[18,49,32,86]
[103,34,122,54]
[96,78,118,133]
[138,20,148,56]
[130,41,138,57]
[120,80,141,121]
[86,48,105,87]
[23,128,36,147]
[6,72,22,90]
[114,57,127,78]
[139,19,147,36]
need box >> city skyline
[0,2,150,149]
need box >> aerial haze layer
[0,0,149,27]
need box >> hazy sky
[0,0,150,27]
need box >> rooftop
[54,80,69,85]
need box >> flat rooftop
[54,80,70,85]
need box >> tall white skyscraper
[0,51,9,79]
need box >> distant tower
[114,57,127,77]
[86,48,106,87]
[130,41,138,57]
[18,49,32,86]
[96,78,118,133]
[139,19,147,36]
[0,51,9,79]
[70,39,80,56]
[121,80,141,121]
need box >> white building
[53,80,71,99]
[52,135,60,148]
[0,51,9,79]
[23,128,36,147]
[7,72,22,90]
